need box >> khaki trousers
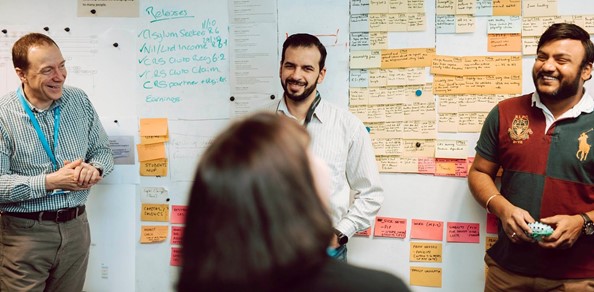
[0,212,91,292]
[485,254,594,292]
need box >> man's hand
[500,205,536,244]
[45,159,102,191]
[71,161,102,187]
[538,215,583,249]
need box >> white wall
[1,1,593,291]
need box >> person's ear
[15,68,26,82]
[317,67,327,84]
[582,62,593,81]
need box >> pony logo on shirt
[508,115,533,144]
[576,129,592,161]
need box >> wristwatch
[334,229,349,246]
[579,213,594,235]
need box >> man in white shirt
[277,33,384,260]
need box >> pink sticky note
[170,247,182,266]
[418,158,436,174]
[374,216,407,238]
[410,219,444,241]
[170,205,187,224]
[486,213,499,234]
[171,226,185,245]
[355,228,371,237]
[447,222,480,243]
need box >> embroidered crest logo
[508,115,533,144]
[576,129,592,161]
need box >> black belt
[2,205,85,223]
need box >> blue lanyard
[17,86,61,171]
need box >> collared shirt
[531,90,594,133]
[0,85,114,212]
[278,95,384,237]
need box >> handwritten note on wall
[374,216,407,238]
[137,4,230,119]
[447,222,480,243]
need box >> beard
[532,70,581,101]
[282,76,319,102]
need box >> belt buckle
[55,209,68,223]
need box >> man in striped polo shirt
[0,33,114,291]
[469,23,594,290]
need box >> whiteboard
[1,1,594,291]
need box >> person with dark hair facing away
[0,33,114,291]
[177,112,409,292]
[469,23,594,291]
[277,33,383,261]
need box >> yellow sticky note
[137,143,166,162]
[140,118,168,137]
[141,203,169,222]
[140,225,168,243]
[410,242,443,262]
[410,267,442,288]
[140,158,168,176]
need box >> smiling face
[16,44,67,109]
[280,46,326,103]
[532,39,592,102]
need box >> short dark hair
[537,23,594,69]
[178,112,333,291]
[281,33,327,70]
[12,33,59,72]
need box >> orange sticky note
[170,247,182,266]
[435,158,467,177]
[355,228,371,237]
[410,242,442,262]
[447,222,480,243]
[140,118,168,137]
[488,33,522,52]
[410,219,444,241]
[493,0,521,16]
[170,205,187,224]
[140,158,168,176]
[486,213,499,234]
[486,236,498,250]
[137,143,166,162]
[140,225,168,243]
[374,216,407,238]
[171,226,184,245]
[141,203,169,222]
[410,267,442,288]
[140,134,169,144]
